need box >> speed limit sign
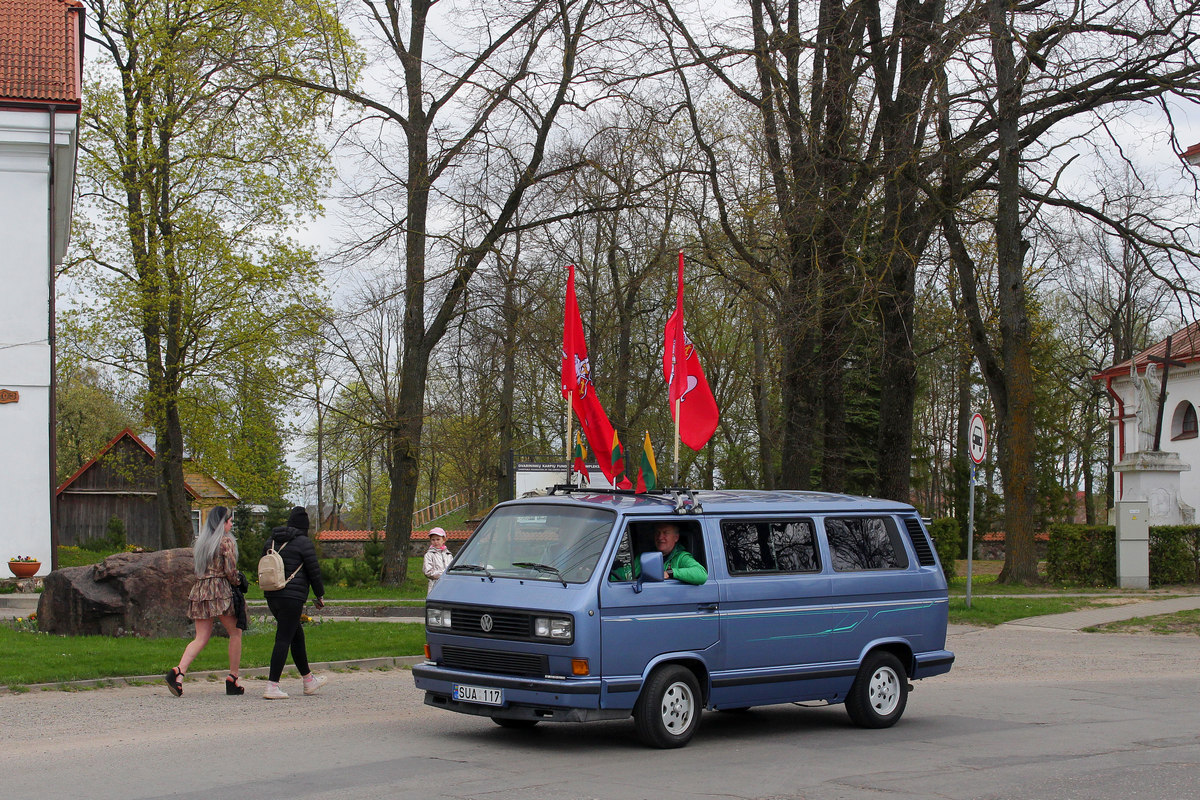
[968,413,987,465]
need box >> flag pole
[673,397,681,485]
[566,392,573,486]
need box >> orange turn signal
[571,658,589,676]
[424,643,431,660]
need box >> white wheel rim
[659,680,695,736]
[868,665,900,716]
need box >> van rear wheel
[845,651,908,728]
[634,665,701,748]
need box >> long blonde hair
[192,506,236,576]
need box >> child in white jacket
[423,528,454,592]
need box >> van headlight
[533,615,573,642]
[426,606,452,629]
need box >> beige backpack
[258,540,302,590]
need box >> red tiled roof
[979,531,1050,543]
[316,529,471,543]
[0,0,84,108]
[1093,320,1200,381]
[1184,142,1200,165]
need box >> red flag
[663,252,720,450]
[562,265,624,485]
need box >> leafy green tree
[69,0,345,546]
[54,355,140,484]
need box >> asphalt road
[2,623,1198,800]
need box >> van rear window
[825,517,909,571]
[721,520,819,574]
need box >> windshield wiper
[450,563,493,581]
[512,562,568,587]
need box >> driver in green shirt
[610,521,708,585]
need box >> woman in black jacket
[261,506,327,699]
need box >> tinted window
[826,516,909,571]
[722,520,819,574]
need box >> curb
[1,654,427,695]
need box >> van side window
[722,520,819,574]
[826,517,909,571]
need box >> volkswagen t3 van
[413,488,954,747]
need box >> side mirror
[633,551,665,594]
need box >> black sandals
[225,675,245,695]
[165,667,184,697]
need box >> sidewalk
[1000,594,1200,630]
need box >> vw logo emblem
[479,613,494,632]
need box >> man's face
[654,524,679,554]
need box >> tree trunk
[990,0,1039,583]
[751,316,776,489]
[497,268,517,503]
[153,396,192,549]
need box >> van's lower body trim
[710,664,857,688]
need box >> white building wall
[1107,364,1200,518]
[0,109,76,574]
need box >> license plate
[453,683,503,706]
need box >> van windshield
[448,504,616,584]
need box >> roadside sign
[968,413,987,465]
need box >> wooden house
[55,429,239,550]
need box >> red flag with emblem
[663,252,720,450]
[562,264,626,485]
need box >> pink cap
[428,527,447,538]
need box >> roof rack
[545,484,705,514]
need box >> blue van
[412,488,954,747]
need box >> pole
[673,397,681,485]
[966,461,976,609]
[566,392,573,486]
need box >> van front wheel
[846,651,908,728]
[634,665,701,748]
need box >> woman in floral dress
[165,505,245,696]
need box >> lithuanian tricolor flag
[635,431,658,493]
[572,431,590,481]
[611,431,631,489]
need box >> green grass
[56,545,130,568]
[1086,608,1200,635]
[0,618,426,687]
[948,595,1109,627]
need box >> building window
[1172,402,1198,441]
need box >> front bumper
[413,662,627,722]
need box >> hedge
[928,518,960,581]
[1046,523,1200,587]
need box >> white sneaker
[303,674,327,696]
[263,682,288,700]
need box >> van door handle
[698,603,719,613]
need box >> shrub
[363,532,384,581]
[1149,525,1200,585]
[928,518,960,581]
[1045,524,1115,586]
[80,516,127,552]
[233,505,267,575]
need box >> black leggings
[266,597,310,683]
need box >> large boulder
[38,549,197,637]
